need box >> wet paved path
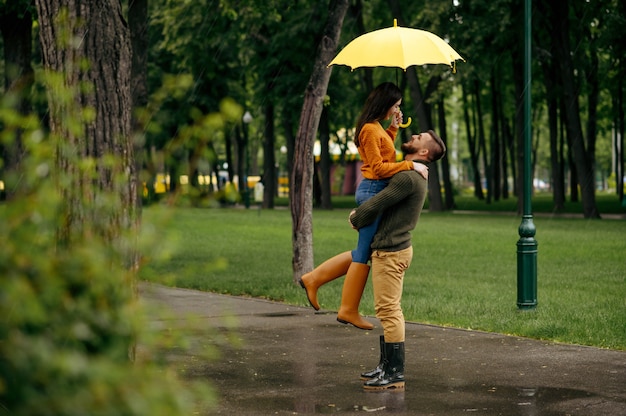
[139,283,626,415]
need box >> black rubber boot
[363,342,405,390]
[360,335,385,380]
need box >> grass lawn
[139,198,626,350]
[276,192,626,215]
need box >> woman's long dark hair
[354,82,402,147]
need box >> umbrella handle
[399,117,412,128]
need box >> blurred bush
[0,89,215,414]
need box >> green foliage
[0,91,215,415]
[140,207,626,350]
[139,0,624,209]
[135,69,243,205]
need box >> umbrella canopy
[328,19,464,71]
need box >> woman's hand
[413,162,429,180]
[391,111,403,128]
[349,209,358,229]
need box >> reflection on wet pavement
[184,327,622,415]
[141,283,626,416]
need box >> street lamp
[517,0,538,309]
[242,111,253,209]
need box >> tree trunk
[291,0,349,282]
[438,99,455,210]
[462,84,483,199]
[499,114,510,199]
[405,69,445,210]
[474,79,491,204]
[566,125,579,202]
[585,30,599,198]
[552,0,599,218]
[224,126,234,185]
[490,71,501,201]
[426,150,444,211]
[543,54,565,211]
[235,124,246,200]
[312,161,322,208]
[617,0,626,204]
[615,72,625,204]
[405,64,427,132]
[129,0,148,117]
[511,32,525,213]
[283,117,295,185]
[0,6,33,200]
[424,77,444,211]
[262,103,275,208]
[35,0,136,246]
[128,0,148,287]
[351,0,373,92]
[319,105,333,209]
[550,95,565,212]
[538,0,566,211]
[502,116,517,199]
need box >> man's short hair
[426,129,446,162]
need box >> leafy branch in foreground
[0,78,217,415]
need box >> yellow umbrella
[329,19,464,127]
[328,19,464,71]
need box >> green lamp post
[517,0,538,309]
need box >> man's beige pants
[371,246,413,343]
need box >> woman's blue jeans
[352,178,389,264]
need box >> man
[349,130,446,390]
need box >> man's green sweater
[350,169,428,252]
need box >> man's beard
[400,141,418,155]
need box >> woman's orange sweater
[357,122,413,180]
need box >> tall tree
[596,0,625,204]
[35,0,137,245]
[437,98,455,209]
[291,0,349,281]
[128,0,149,210]
[262,101,276,208]
[318,104,333,209]
[551,0,600,218]
[462,84,484,199]
[510,8,525,212]
[490,70,502,201]
[474,78,491,204]
[536,0,565,211]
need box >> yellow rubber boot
[337,262,373,330]
[299,251,352,310]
